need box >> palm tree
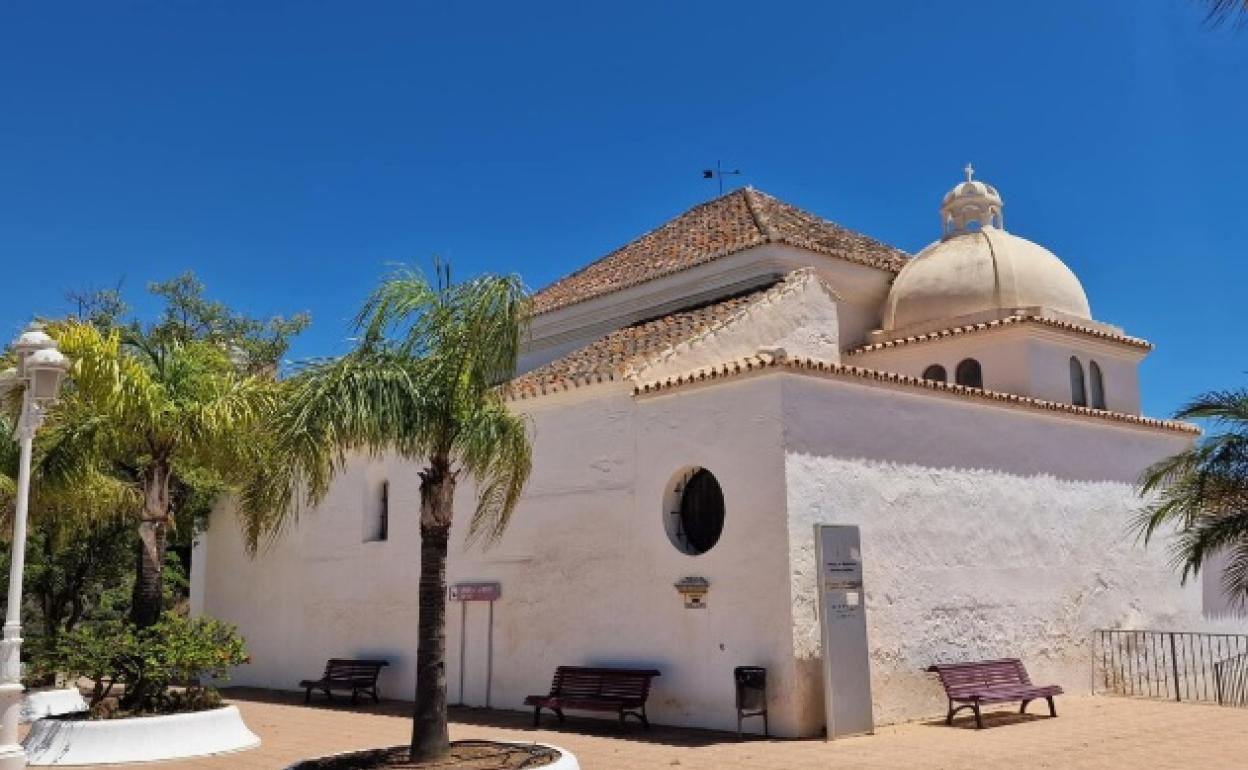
[240,265,532,762]
[1137,389,1248,602]
[44,322,274,628]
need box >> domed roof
[883,228,1092,331]
[882,167,1091,332]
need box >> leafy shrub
[36,612,248,716]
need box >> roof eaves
[845,315,1153,356]
[633,355,1197,436]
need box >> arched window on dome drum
[955,358,983,389]
[922,364,947,383]
[1070,357,1087,407]
[1089,360,1106,410]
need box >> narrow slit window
[365,479,389,542]
[1089,361,1105,410]
[1070,356,1087,407]
[378,480,389,541]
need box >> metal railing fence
[1093,630,1248,706]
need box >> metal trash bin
[734,666,768,737]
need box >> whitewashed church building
[192,171,1230,736]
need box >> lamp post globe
[23,349,68,404]
[0,323,68,770]
[10,326,54,380]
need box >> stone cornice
[633,354,1197,436]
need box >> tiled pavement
[68,689,1248,769]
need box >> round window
[663,467,725,555]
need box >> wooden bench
[926,658,1062,729]
[299,658,389,705]
[524,666,661,729]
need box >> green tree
[44,323,275,629]
[146,272,311,374]
[0,412,138,660]
[1137,389,1248,602]
[241,265,532,761]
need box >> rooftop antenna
[702,161,742,196]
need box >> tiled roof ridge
[742,187,779,240]
[845,315,1153,355]
[750,190,910,271]
[633,355,1198,436]
[625,268,824,381]
[536,188,761,300]
[530,188,908,316]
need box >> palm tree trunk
[410,458,455,762]
[131,462,171,628]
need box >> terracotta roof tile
[507,283,779,399]
[633,355,1197,436]
[530,188,907,315]
[846,315,1153,356]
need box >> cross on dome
[964,162,974,182]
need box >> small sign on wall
[674,576,710,609]
[449,582,501,602]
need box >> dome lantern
[941,163,1003,237]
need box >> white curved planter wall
[284,742,579,770]
[21,689,88,723]
[23,704,259,766]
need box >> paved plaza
[119,689,1248,770]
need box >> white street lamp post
[0,324,68,770]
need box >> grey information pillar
[814,524,874,739]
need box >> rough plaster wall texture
[779,375,1214,727]
[634,276,843,385]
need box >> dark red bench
[926,658,1062,729]
[299,658,388,705]
[524,666,661,729]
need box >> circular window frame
[662,466,726,556]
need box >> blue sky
[1,1,1244,417]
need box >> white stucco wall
[196,376,814,734]
[776,373,1233,730]
[851,328,1144,413]
[194,361,1233,739]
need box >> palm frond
[238,351,431,552]
[243,264,535,553]
[455,397,532,546]
[1137,387,1248,599]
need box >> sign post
[814,524,874,739]
[450,582,501,707]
